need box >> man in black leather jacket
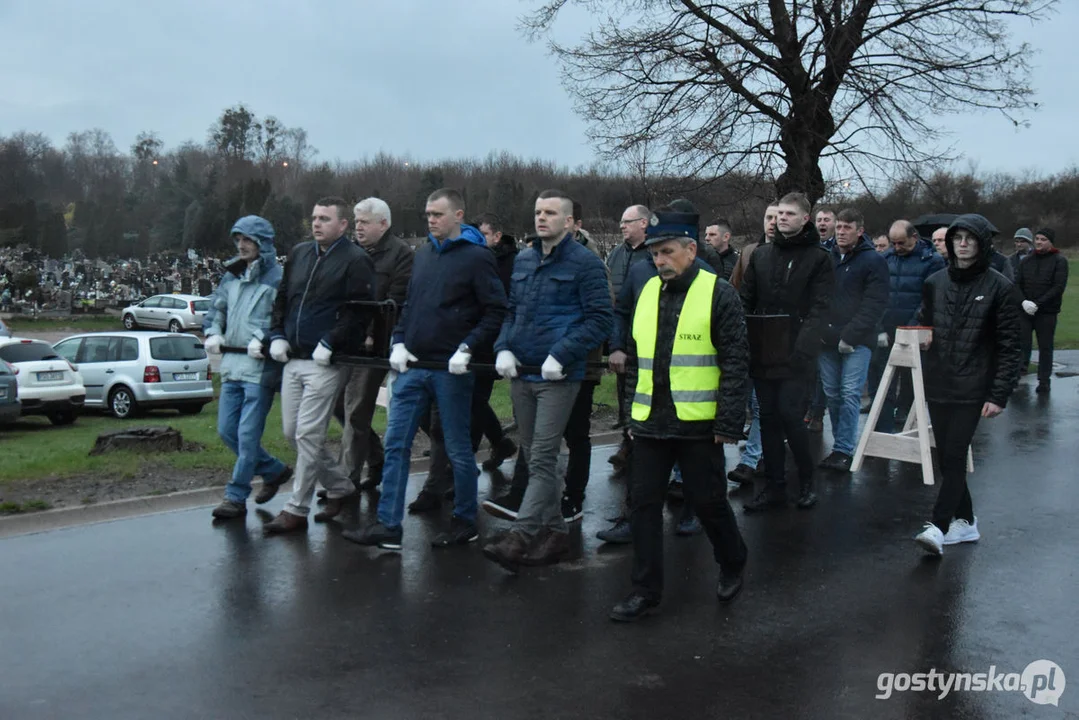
[913,213,1021,556]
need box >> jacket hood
[230,216,277,259]
[429,224,486,253]
[945,213,998,278]
[773,222,820,248]
[493,234,518,257]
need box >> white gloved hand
[877,332,890,349]
[313,341,333,367]
[495,350,520,379]
[389,343,417,374]
[202,334,223,355]
[541,354,565,381]
[448,349,471,375]
[1022,300,1038,316]
[838,339,855,354]
[247,337,265,359]
[269,338,291,363]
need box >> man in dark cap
[609,208,750,621]
[1016,227,1069,393]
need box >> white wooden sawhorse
[850,327,973,485]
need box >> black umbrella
[911,213,957,239]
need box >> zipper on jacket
[294,248,327,348]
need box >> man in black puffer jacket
[740,192,834,512]
[913,213,1021,557]
[1016,227,1069,393]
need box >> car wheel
[47,410,77,426]
[178,404,203,415]
[168,319,183,333]
[109,386,138,419]
[123,314,137,330]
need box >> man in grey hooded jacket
[204,216,293,519]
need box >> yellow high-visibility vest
[631,271,720,421]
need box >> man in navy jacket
[871,220,946,432]
[482,190,612,572]
[343,188,506,551]
[816,209,888,472]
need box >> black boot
[743,484,787,513]
[796,479,818,509]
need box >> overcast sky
[1,0,1074,179]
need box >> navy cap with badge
[644,209,700,247]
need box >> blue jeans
[818,346,872,456]
[739,385,762,467]
[217,381,286,503]
[377,368,478,529]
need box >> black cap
[644,210,699,247]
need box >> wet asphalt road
[1,374,1077,720]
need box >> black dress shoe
[407,489,442,514]
[796,486,818,509]
[716,571,744,602]
[743,485,787,513]
[609,592,660,622]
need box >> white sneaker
[914,523,944,556]
[943,517,980,545]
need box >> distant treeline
[0,105,1075,257]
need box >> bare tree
[522,0,1055,202]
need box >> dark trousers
[509,380,596,504]
[629,437,747,600]
[1020,313,1057,384]
[875,367,914,433]
[470,373,505,450]
[927,402,981,533]
[755,376,814,488]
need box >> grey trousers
[337,366,387,483]
[280,360,353,516]
[511,379,581,536]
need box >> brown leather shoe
[607,441,631,469]
[313,494,354,523]
[254,466,293,505]
[481,530,531,573]
[263,511,308,535]
[521,528,571,566]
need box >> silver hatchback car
[53,332,214,418]
[121,294,211,333]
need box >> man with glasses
[606,205,653,473]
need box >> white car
[53,332,213,418]
[0,338,86,425]
[121,294,211,333]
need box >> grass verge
[0,373,618,485]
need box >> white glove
[247,337,264,359]
[269,339,291,363]
[495,350,520,379]
[877,332,889,348]
[838,339,855,354]
[202,334,223,355]
[448,348,471,375]
[389,343,417,374]
[313,341,333,367]
[541,355,565,381]
[1022,300,1038,316]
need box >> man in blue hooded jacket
[343,188,506,551]
[481,189,612,572]
[204,216,293,520]
[816,209,888,472]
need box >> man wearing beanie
[1016,227,1069,393]
[1010,228,1034,276]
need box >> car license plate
[173,372,198,381]
[37,371,64,381]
